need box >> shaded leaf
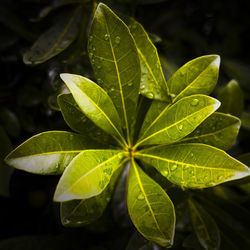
[135,143,250,188]
[127,159,175,247]
[58,93,117,145]
[137,95,220,146]
[54,150,126,201]
[88,3,141,144]
[60,164,124,227]
[217,79,244,117]
[167,55,220,102]
[60,73,126,147]
[5,131,94,175]
[23,7,81,65]
[180,112,241,150]
[129,18,170,101]
[188,199,220,250]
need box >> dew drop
[178,124,183,130]
[191,98,199,106]
[184,165,189,170]
[104,34,109,41]
[137,193,144,200]
[110,87,115,92]
[115,36,120,45]
[171,164,177,171]
[146,92,154,99]
[170,93,176,98]
[140,84,145,90]
[162,170,169,177]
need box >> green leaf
[180,112,241,151]
[167,55,220,102]
[54,149,126,201]
[58,93,116,145]
[188,199,220,250]
[60,73,126,147]
[217,79,244,117]
[128,18,170,101]
[60,164,124,227]
[88,3,141,144]
[136,95,220,147]
[127,159,175,247]
[135,143,250,188]
[5,131,93,175]
[23,7,81,65]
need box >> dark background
[0,0,250,249]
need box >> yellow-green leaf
[188,199,220,250]
[54,150,126,201]
[137,95,220,147]
[180,112,241,150]
[88,3,141,143]
[60,73,126,147]
[129,18,170,101]
[167,55,220,102]
[5,131,91,175]
[127,159,175,247]
[135,143,250,188]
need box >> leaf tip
[211,54,221,68]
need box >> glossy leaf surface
[5,131,91,175]
[54,150,126,201]
[180,112,240,150]
[137,95,220,146]
[129,18,170,101]
[167,55,220,102]
[23,8,81,65]
[60,73,125,146]
[88,3,141,143]
[188,199,220,250]
[60,165,123,227]
[127,160,175,247]
[58,93,116,145]
[217,79,244,117]
[136,143,250,188]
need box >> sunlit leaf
[58,93,117,145]
[60,165,124,227]
[23,7,81,65]
[167,55,220,102]
[135,143,250,188]
[60,73,126,147]
[188,199,220,250]
[129,18,170,101]
[180,112,241,150]
[88,3,141,144]
[127,159,175,247]
[5,131,94,175]
[217,79,244,117]
[54,150,126,201]
[137,95,220,146]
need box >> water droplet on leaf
[170,93,176,98]
[104,34,109,41]
[146,92,154,99]
[191,98,199,106]
[171,164,177,171]
[162,170,169,177]
[115,36,120,45]
[178,124,183,130]
[137,193,144,200]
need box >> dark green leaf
[136,95,220,147]
[217,79,244,117]
[5,131,93,175]
[167,55,220,102]
[129,18,170,101]
[180,112,241,150]
[135,143,250,188]
[188,199,220,250]
[60,164,124,227]
[54,150,126,201]
[60,73,126,147]
[127,159,175,247]
[23,7,81,65]
[88,3,141,144]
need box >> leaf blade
[135,143,250,188]
[5,131,93,175]
[54,149,126,201]
[127,159,175,247]
[88,3,141,143]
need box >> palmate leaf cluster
[5,3,250,248]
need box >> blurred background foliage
[0,0,250,249]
